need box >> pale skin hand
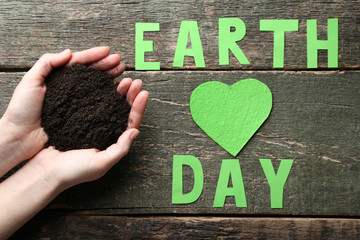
[0,47,149,238]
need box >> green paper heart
[190,79,272,156]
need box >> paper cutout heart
[190,79,272,156]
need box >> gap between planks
[0,67,360,73]
[40,209,360,219]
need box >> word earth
[172,155,294,208]
[135,18,338,70]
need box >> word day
[172,155,294,209]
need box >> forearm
[0,159,63,239]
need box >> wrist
[26,149,74,193]
[0,117,11,145]
[0,116,20,151]
[0,116,48,173]
[0,117,23,177]
[25,157,66,195]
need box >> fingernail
[60,49,70,55]
[129,129,140,141]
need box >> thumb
[22,49,72,87]
[95,128,140,168]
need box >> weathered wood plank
[0,71,359,215]
[0,0,359,69]
[11,215,360,240]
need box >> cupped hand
[0,47,149,182]
[0,47,149,239]
[28,76,148,189]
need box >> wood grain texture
[1,1,358,238]
[0,0,359,69]
[11,215,360,240]
[1,71,359,216]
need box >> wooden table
[1,0,359,239]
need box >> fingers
[117,78,149,129]
[128,90,149,129]
[117,78,132,97]
[23,46,125,88]
[23,49,72,87]
[90,54,125,77]
[69,47,125,77]
[94,128,140,168]
[106,62,125,77]
[126,79,143,106]
[90,54,121,71]
[66,46,110,66]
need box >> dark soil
[42,64,131,151]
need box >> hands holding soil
[0,47,149,238]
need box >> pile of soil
[42,64,131,151]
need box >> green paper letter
[307,18,338,68]
[135,22,160,70]
[260,19,299,68]
[219,18,250,65]
[173,21,205,68]
[172,155,204,204]
[260,159,294,208]
[213,159,247,208]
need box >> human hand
[0,47,148,179]
[0,48,148,238]
[27,76,148,189]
